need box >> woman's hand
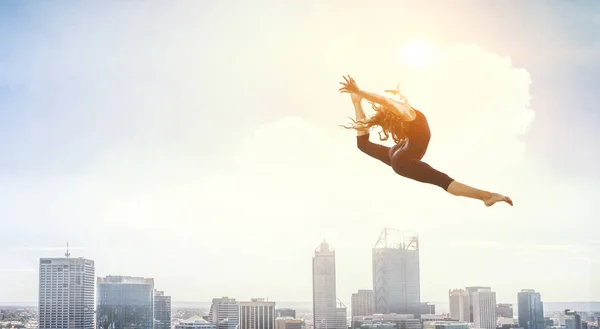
[339,75,360,95]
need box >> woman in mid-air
[339,75,513,207]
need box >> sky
[1,0,600,307]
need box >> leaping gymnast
[340,75,513,207]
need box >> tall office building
[372,228,420,315]
[96,276,155,329]
[351,290,374,318]
[38,257,95,329]
[449,289,470,322]
[518,290,544,329]
[312,241,347,329]
[239,298,276,329]
[208,297,240,329]
[154,290,172,329]
[469,287,497,329]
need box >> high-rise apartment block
[96,275,155,329]
[372,229,420,314]
[38,257,95,329]
[312,241,347,329]
[351,290,374,318]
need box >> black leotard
[357,109,454,190]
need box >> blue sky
[1,0,599,304]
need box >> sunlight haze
[1,0,599,308]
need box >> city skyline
[1,0,600,304]
[2,242,596,307]
[25,237,579,310]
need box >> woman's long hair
[344,101,410,144]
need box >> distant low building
[423,321,470,329]
[176,317,218,329]
[276,309,296,319]
[351,314,422,329]
[497,304,514,319]
[421,304,436,315]
[420,315,448,322]
[275,319,302,329]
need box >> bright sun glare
[399,39,433,68]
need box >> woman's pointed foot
[483,193,513,207]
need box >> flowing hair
[343,101,410,144]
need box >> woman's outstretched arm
[356,89,416,121]
[351,94,368,137]
[339,75,415,121]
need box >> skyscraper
[208,297,240,329]
[312,241,347,329]
[469,287,497,329]
[154,290,172,329]
[96,275,155,329]
[239,298,276,329]
[38,257,95,329]
[351,290,374,318]
[372,228,420,315]
[518,290,544,329]
[449,289,469,322]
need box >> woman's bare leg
[446,181,513,207]
[389,151,513,207]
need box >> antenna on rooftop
[65,242,70,258]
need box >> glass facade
[96,276,154,329]
[154,291,172,329]
[518,290,544,329]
